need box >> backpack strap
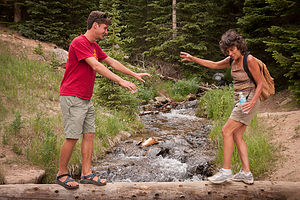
[229,57,233,66]
[243,52,257,88]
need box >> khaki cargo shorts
[230,93,260,126]
[60,95,95,139]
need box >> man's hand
[134,73,152,83]
[119,79,137,93]
[180,52,194,62]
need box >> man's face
[95,23,108,40]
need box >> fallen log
[159,75,179,82]
[0,181,300,200]
[198,85,212,91]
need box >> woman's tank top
[231,62,256,104]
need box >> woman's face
[226,46,242,60]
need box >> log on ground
[0,181,300,200]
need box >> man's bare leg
[81,133,106,183]
[57,138,79,187]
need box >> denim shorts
[60,95,95,139]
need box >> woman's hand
[180,52,194,62]
[242,101,256,114]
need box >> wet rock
[108,131,131,147]
[147,147,162,158]
[155,96,169,104]
[176,100,198,109]
[187,94,196,101]
[156,147,170,158]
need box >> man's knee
[65,138,79,143]
[83,132,95,139]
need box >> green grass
[0,41,61,117]
[198,88,275,177]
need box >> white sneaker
[207,169,233,184]
[231,170,254,185]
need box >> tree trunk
[14,0,21,22]
[172,0,176,40]
[0,181,300,200]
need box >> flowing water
[93,100,216,182]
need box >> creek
[93,99,216,182]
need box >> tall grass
[197,88,275,177]
[0,41,61,118]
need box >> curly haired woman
[180,29,263,185]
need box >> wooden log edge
[0,181,300,200]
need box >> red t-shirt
[60,35,108,100]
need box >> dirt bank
[258,90,300,181]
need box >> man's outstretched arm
[103,56,151,82]
[85,56,137,93]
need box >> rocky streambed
[93,98,216,182]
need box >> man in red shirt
[56,11,151,189]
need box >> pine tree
[121,0,149,61]
[18,0,98,49]
[263,0,300,102]
[175,0,243,80]
[237,0,279,84]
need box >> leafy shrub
[171,78,199,101]
[137,87,157,104]
[11,111,24,136]
[13,144,22,155]
[93,76,140,115]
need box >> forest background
[1,0,299,103]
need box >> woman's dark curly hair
[219,29,247,55]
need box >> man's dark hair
[219,29,247,55]
[87,11,111,30]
